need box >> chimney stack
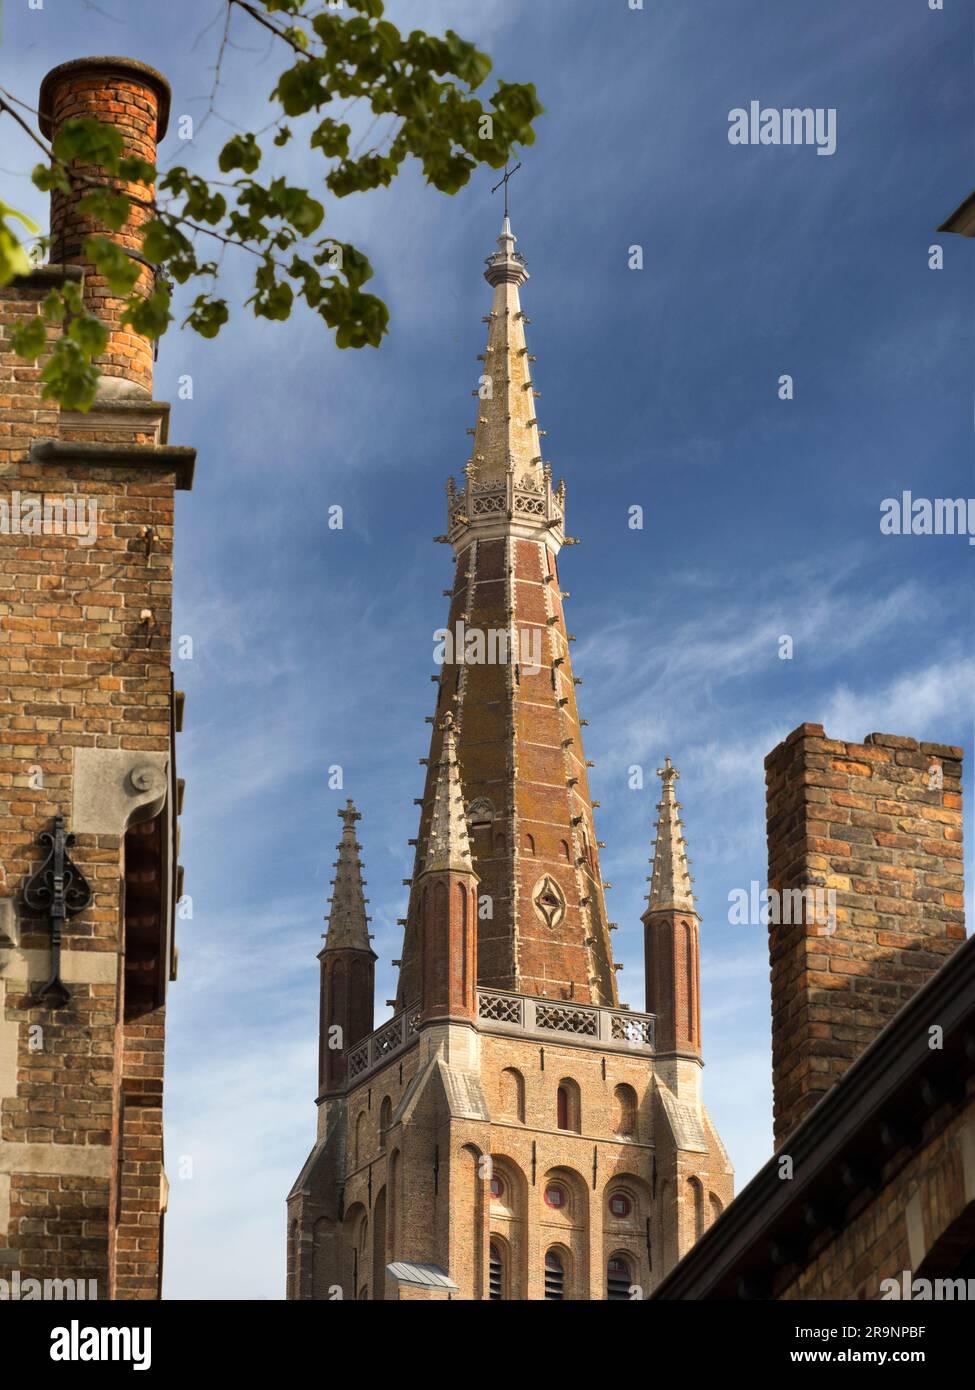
[38,56,171,399]
[765,723,964,1149]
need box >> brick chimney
[765,723,964,1149]
[38,56,171,399]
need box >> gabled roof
[654,931,975,1299]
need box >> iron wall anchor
[22,813,93,1009]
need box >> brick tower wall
[0,57,191,1299]
[765,723,964,1149]
[38,57,171,399]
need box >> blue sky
[3,0,972,1299]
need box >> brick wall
[0,56,189,1300]
[766,723,964,1148]
[779,1085,975,1299]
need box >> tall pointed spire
[394,210,615,1010]
[423,713,474,875]
[321,799,372,953]
[460,216,548,494]
[646,758,696,914]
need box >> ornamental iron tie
[22,813,93,1009]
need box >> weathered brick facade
[766,722,964,1148]
[288,219,732,1301]
[0,57,190,1299]
[653,723,971,1303]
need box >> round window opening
[544,1183,568,1210]
[608,1193,632,1218]
[489,1175,505,1199]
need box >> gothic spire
[321,799,373,953]
[466,215,544,490]
[396,211,614,1010]
[422,713,475,876]
[646,758,697,915]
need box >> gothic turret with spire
[317,800,376,1095]
[643,759,702,1058]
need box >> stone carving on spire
[321,798,373,953]
[646,757,697,915]
[422,714,476,876]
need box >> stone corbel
[71,748,170,836]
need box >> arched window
[607,1191,633,1220]
[489,1239,506,1300]
[556,1078,580,1133]
[607,1254,631,1301]
[560,839,570,862]
[499,1067,525,1123]
[544,1249,565,1300]
[379,1096,392,1147]
[524,833,535,855]
[709,1192,723,1226]
[684,922,696,1044]
[354,1109,367,1165]
[687,1175,705,1242]
[612,1084,637,1138]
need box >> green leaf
[218,133,262,174]
[61,281,86,317]
[273,59,330,117]
[31,162,71,195]
[10,315,48,359]
[67,314,109,356]
[309,118,351,158]
[77,188,131,232]
[248,260,294,321]
[40,337,100,412]
[141,219,194,264]
[116,155,157,184]
[0,202,38,285]
[184,296,229,339]
[52,117,124,169]
[83,235,140,294]
[267,179,325,235]
[121,287,172,339]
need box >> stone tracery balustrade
[342,989,655,1087]
[477,989,655,1053]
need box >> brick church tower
[0,58,191,1298]
[287,217,731,1300]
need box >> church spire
[646,758,696,914]
[321,799,372,953]
[643,758,701,1058]
[317,799,375,1097]
[423,713,474,875]
[459,215,548,494]
[394,210,616,1011]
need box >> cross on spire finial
[491,159,522,222]
[338,798,361,829]
[657,755,679,784]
